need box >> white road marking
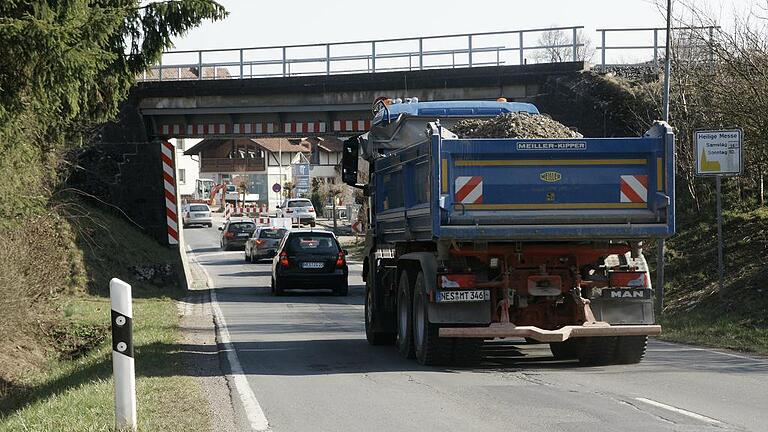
[187,245,272,432]
[635,397,723,425]
[652,340,768,363]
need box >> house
[184,136,344,211]
[169,138,202,197]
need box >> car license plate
[237,233,250,237]
[301,262,324,269]
[436,290,490,303]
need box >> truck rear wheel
[615,336,647,364]
[577,337,617,366]
[550,339,582,360]
[413,272,451,365]
[396,271,415,358]
[365,281,396,345]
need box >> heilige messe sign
[694,129,743,176]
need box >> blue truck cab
[342,100,674,366]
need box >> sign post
[694,129,743,298]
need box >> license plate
[436,290,490,303]
[237,233,250,237]
[301,262,324,269]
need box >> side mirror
[218,226,223,231]
[342,135,360,187]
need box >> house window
[179,168,186,184]
[177,138,185,151]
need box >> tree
[666,1,768,209]
[531,28,594,63]
[0,0,227,221]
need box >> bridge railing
[595,26,719,67]
[139,27,585,81]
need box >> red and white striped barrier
[620,175,648,204]
[158,119,374,136]
[161,141,179,245]
[455,176,483,204]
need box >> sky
[168,0,753,52]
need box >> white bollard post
[110,278,137,431]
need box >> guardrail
[139,26,585,81]
[139,25,721,82]
[596,26,719,67]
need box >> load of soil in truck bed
[451,112,583,139]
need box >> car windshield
[259,228,287,239]
[189,205,209,212]
[288,200,312,208]
[228,222,256,232]
[285,234,338,255]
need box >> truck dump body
[374,122,674,244]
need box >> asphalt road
[184,223,768,432]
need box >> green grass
[0,294,210,432]
[660,311,768,356]
[653,207,768,357]
[0,200,213,431]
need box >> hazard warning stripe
[455,176,483,204]
[161,141,179,245]
[620,175,648,203]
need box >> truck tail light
[308,208,315,213]
[438,274,476,289]
[279,251,289,267]
[336,251,346,268]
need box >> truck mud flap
[439,323,661,343]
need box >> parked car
[275,198,316,227]
[271,229,348,296]
[245,226,288,263]
[218,218,257,250]
[182,203,213,228]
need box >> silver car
[182,203,213,228]
[245,227,289,263]
[276,198,316,227]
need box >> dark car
[219,218,257,250]
[271,230,348,296]
[245,227,288,263]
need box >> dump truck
[342,100,674,366]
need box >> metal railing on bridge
[138,25,720,82]
[139,26,585,81]
[596,26,719,67]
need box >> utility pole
[657,0,673,314]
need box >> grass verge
[0,200,212,431]
[0,295,210,432]
[652,208,768,357]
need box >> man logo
[610,290,646,299]
[540,171,562,182]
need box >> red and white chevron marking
[332,120,371,132]
[454,176,483,204]
[159,122,330,136]
[161,141,179,245]
[620,175,648,203]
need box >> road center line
[187,244,271,432]
[634,397,723,425]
